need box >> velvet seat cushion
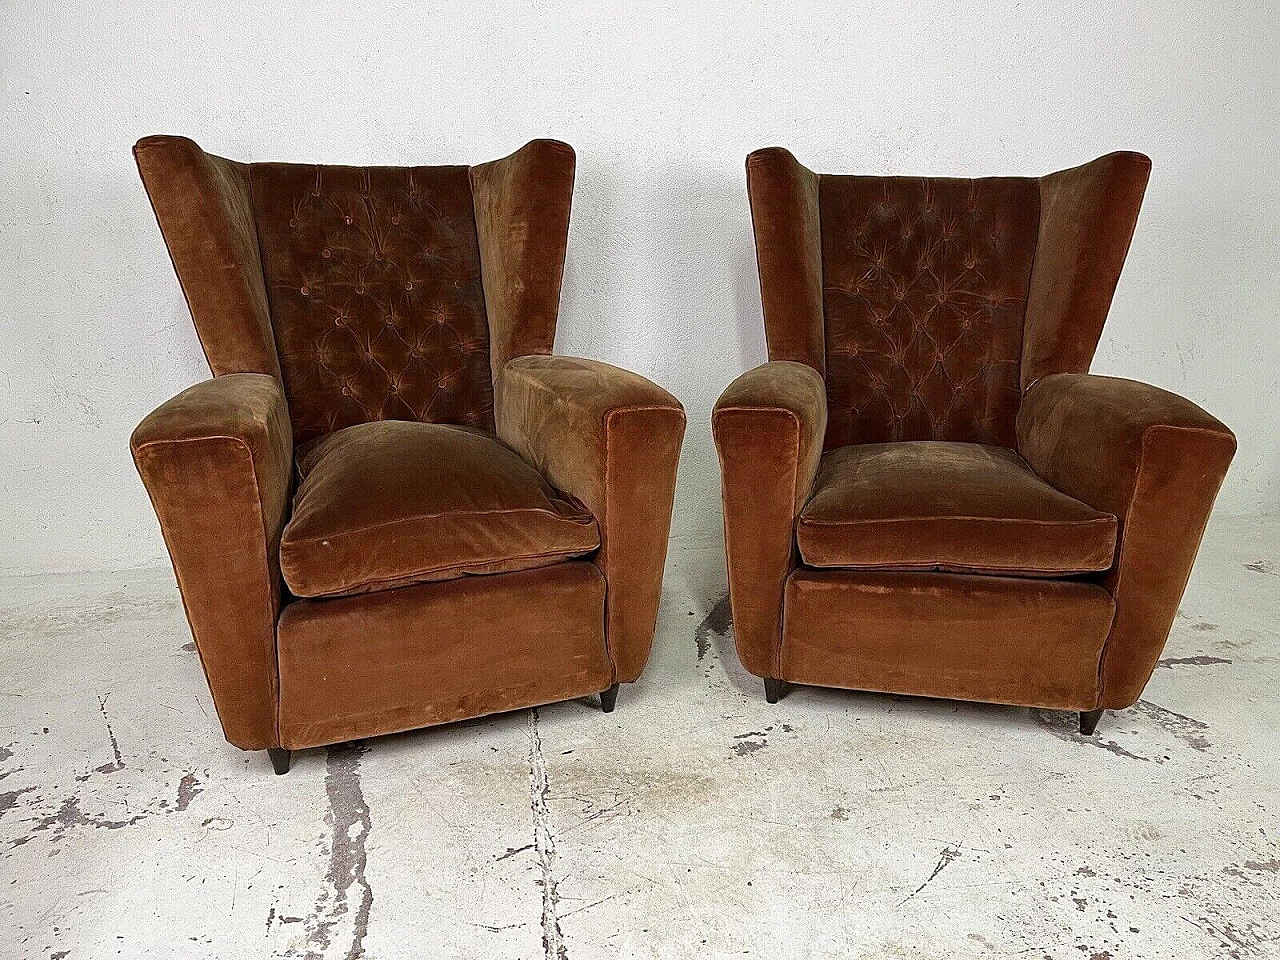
[280,420,599,598]
[796,441,1117,577]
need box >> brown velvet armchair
[716,148,1235,734]
[131,136,684,773]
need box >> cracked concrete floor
[1,514,1278,959]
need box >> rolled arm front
[495,356,686,683]
[1017,373,1235,709]
[712,361,828,679]
[131,373,293,749]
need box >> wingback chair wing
[131,136,685,773]
[716,148,1235,733]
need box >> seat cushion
[281,421,599,598]
[796,441,1117,577]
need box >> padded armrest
[131,373,293,749]
[712,361,828,677]
[1017,373,1235,708]
[495,355,686,683]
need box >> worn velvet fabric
[818,174,1038,450]
[798,441,1116,576]
[1017,373,1236,708]
[132,136,683,755]
[712,360,827,678]
[130,374,291,750]
[724,147,1234,715]
[278,563,609,749]
[496,355,686,683]
[782,570,1115,710]
[249,162,494,444]
[281,420,599,598]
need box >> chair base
[764,678,786,704]
[600,683,620,713]
[1079,709,1104,736]
[267,748,291,775]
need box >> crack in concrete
[285,743,373,960]
[528,709,568,960]
[93,694,124,774]
[900,844,961,903]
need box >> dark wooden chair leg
[764,678,785,704]
[600,683,620,713]
[1079,709,1104,736]
[267,748,291,775]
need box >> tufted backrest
[747,148,1150,452]
[135,136,575,447]
[818,175,1038,449]
[250,163,493,443]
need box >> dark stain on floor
[1157,655,1232,668]
[285,742,374,960]
[1033,710,1150,761]
[1133,700,1211,752]
[693,593,732,663]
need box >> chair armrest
[495,356,685,683]
[130,373,293,749]
[1017,373,1235,708]
[712,361,828,678]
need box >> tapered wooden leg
[764,678,785,704]
[1079,709,1104,736]
[600,683,619,713]
[267,748,291,775]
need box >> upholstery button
[392,215,401,225]
[405,282,413,291]
[411,349,421,358]
[341,387,351,396]
[289,219,297,227]
[300,286,310,296]
[334,316,342,325]
[345,217,353,225]
[322,249,332,258]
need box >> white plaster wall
[1,1,1277,575]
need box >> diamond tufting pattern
[250,163,493,444]
[819,175,1039,450]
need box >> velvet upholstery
[496,356,687,683]
[724,148,1234,721]
[1017,374,1236,709]
[782,570,1115,710]
[281,421,599,598]
[712,360,827,678]
[249,161,494,444]
[277,563,609,749]
[818,173,1038,449]
[797,441,1116,576]
[130,374,291,750]
[132,136,683,762]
